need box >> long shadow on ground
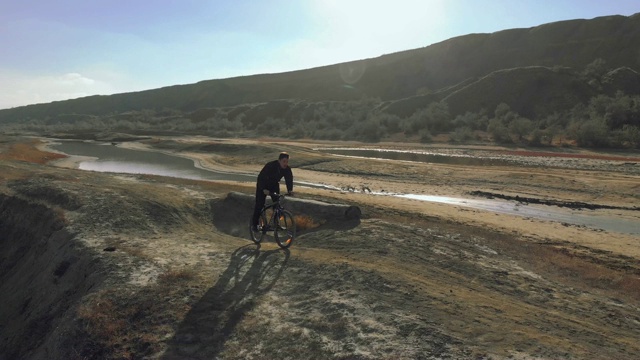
[162,245,289,359]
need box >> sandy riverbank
[144,137,640,255]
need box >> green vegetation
[3,89,638,149]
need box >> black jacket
[257,160,293,193]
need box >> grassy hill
[1,13,639,148]
[1,14,639,119]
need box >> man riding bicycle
[251,152,294,232]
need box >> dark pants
[252,184,279,226]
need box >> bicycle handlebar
[262,193,286,210]
[266,191,293,199]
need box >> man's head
[278,152,289,169]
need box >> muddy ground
[1,135,639,360]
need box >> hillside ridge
[1,13,639,122]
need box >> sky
[1,0,639,110]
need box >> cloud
[0,70,118,109]
[58,73,96,86]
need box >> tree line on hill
[3,88,638,149]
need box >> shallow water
[319,147,640,174]
[396,194,640,235]
[50,140,639,235]
[51,140,256,182]
[318,148,518,166]
[50,140,340,191]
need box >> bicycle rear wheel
[274,210,296,249]
[249,212,268,244]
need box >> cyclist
[251,152,294,231]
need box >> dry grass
[102,238,152,260]
[0,139,67,164]
[490,237,640,301]
[540,246,640,301]
[76,294,131,359]
[158,267,197,283]
[294,214,324,232]
[53,207,70,226]
[75,267,201,359]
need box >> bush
[286,123,307,139]
[617,125,640,149]
[315,127,343,140]
[576,119,610,147]
[453,112,486,130]
[358,119,383,142]
[407,102,451,134]
[419,129,432,143]
[450,127,474,143]
[508,117,534,141]
[587,93,640,130]
[375,113,402,134]
[528,127,556,146]
[487,119,512,143]
[255,117,284,137]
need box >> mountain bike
[249,194,296,249]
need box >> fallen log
[223,191,362,222]
[210,192,362,237]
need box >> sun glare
[304,0,448,85]
[310,0,448,53]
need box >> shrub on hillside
[453,111,488,130]
[406,101,451,135]
[419,129,432,143]
[508,117,534,141]
[487,119,512,143]
[450,127,474,143]
[613,125,640,149]
[357,118,383,142]
[575,119,610,147]
[286,123,307,139]
[255,117,284,137]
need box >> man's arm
[284,167,293,193]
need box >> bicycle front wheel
[274,210,296,249]
[249,212,268,244]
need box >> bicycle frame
[250,193,295,248]
[261,195,285,230]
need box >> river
[49,140,639,235]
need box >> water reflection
[51,140,255,182]
[50,140,341,192]
[398,193,640,235]
[318,148,519,166]
[49,140,639,235]
[79,161,211,180]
